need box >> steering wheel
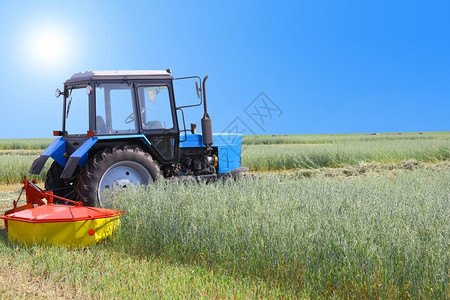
[125,108,146,124]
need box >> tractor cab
[59,70,179,164]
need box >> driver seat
[96,116,107,134]
[145,121,163,129]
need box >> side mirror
[195,81,200,99]
[54,88,63,98]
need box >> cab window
[65,87,88,135]
[96,83,137,134]
[138,86,173,130]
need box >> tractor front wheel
[76,146,161,207]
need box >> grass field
[243,131,449,145]
[0,138,53,150]
[110,169,449,298]
[0,133,449,298]
[0,132,449,184]
[0,150,48,184]
[243,138,449,171]
[242,132,449,171]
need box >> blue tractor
[30,70,247,206]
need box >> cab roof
[65,70,173,84]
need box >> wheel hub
[98,161,151,205]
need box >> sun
[35,31,65,61]
[28,27,70,67]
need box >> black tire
[45,161,77,201]
[76,145,161,207]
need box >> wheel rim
[98,161,151,205]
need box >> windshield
[65,87,88,135]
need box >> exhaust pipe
[201,75,213,148]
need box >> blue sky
[0,0,449,138]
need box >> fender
[60,137,99,178]
[60,135,152,178]
[30,135,152,179]
[29,137,66,175]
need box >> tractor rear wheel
[76,145,161,207]
[45,161,78,201]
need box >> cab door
[136,82,179,164]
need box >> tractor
[29,70,247,207]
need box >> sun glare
[28,27,70,67]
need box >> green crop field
[0,132,449,299]
[0,138,53,150]
[243,138,449,171]
[243,131,449,145]
[0,150,48,184]
[1,132,449,184]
